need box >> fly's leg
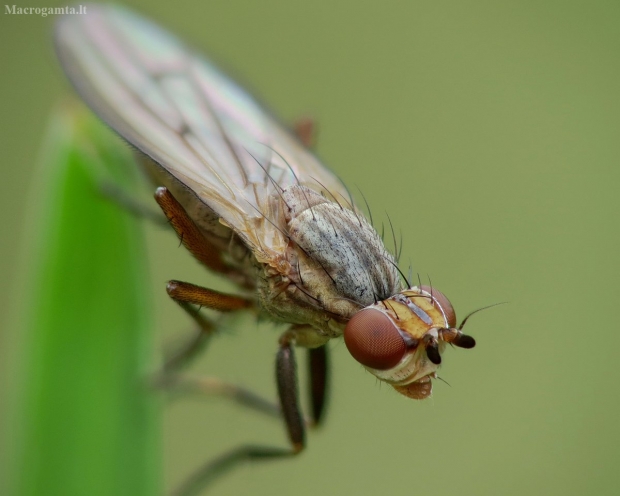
[278,326,330,436]
[153,186,284,419]
[276,332,306,452]
[155,277,290,493]
[153,185,246,371]
[155,283,286,431]
[156,374,281,420]
[155,186,329,493]
[154,186,230,275]
[308,345,329,427]
[171,445,293,496]
[171,338,303,496]
[172,327,328,496]
[162,281,251,371]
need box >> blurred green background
[1,1,619,495]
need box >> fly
[55,5,480,493]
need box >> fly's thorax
[254,185,400,338]
[343,286,476,400]
[282,185,401,311]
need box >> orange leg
[154,186,229,274]
[153,186,253,370]
[162,281,252,371]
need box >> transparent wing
[54,4,352,257]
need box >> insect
[55,4,479,493]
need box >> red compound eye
[344,308,407,370]
[420,285,456,328]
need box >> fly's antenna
[356,186,374,228]
[458,302,507,330]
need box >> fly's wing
[54,4,352,261]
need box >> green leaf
[7,104,160,496]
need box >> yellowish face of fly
[344,286,475,399]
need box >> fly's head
[343,285,476,399]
